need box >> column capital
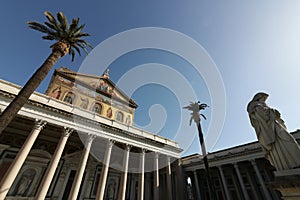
[34,119,47,130]
[107,139,115,148]
[63,127,73,137]
[250,159,257,166]
[140,148,147,154]
[178,159,182,166]
[166,156,171,163]
[125,144,132,151]
[87,134,96,144]
[154,152,160,159]
[217,165,223,170]
[233,162,239,168]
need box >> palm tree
[0,11,92,133]
[183,101,216,200]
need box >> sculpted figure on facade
[50,86,61,99]
[247,92,300,170]
[107,107,113,118]
[80,97,89,109]
[107,182,115,200]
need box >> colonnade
[0,119,175,200]
[190,160,275,200]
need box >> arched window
[91,103,102,115]
[115,111,124,122]
[63,92,75,104]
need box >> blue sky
[1,1,300,156]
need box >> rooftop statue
[247,92,300,170]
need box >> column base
[271,168,300,200]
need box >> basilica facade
[0,67,184,200]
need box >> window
[92,103,102,115]
[115,111,124,122]
[63,92,75,104]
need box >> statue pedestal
[271,168,300,199]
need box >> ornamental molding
[0,80,182,158]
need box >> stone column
[95,140,114,200]
[246,170,260,200]
[218,166,231,200]
[166,156,173,200]
[251,160,272,200]
[233,163,249,200]
[153,152,159,200]
[35,127,72,200]
[68,134,96,200]
[118,145,131,200]
[0,120,46,200]
[137,149,146,200]
[193,170,201,200]
[175,159,185,200]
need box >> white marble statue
[247,92,300,170]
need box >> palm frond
[69,18,79,33]
[76,32,91,37]
[28,22,51,33]
[200,114,207,120]
[44,22,57,31]
[44,11,62,33]
[68,48,75,61]
[28,11,92,61]
[57,12,68,33]
[42,35,56,40]
[72,44,82,56]
[199,103,208,110]
[73,24,86,36]
[86,43,93,49]
[44,11,56,25]
[76,43,89,54]
[184,101,208,124]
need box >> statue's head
[253,92,269,102]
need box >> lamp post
[183,101,215,200]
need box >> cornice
[0,80,182,157]
[183,143,264,171]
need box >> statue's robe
[248,101,300,170]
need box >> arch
[29,149,51,160]
[63,92,76,104]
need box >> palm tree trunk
[197,122,216,200]
[0,51,62,134]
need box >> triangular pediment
[53,67,137,108]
